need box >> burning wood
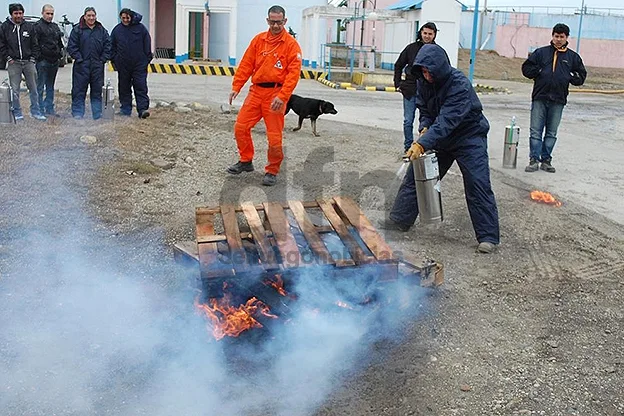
[194,294,278,340]
[263,273,288,297]
[530,190,562,207]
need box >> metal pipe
[469,0,480,83]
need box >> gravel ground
[0,92,623,415]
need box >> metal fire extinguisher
[0,79,15,124]
[102,78,115,120]
[412,152,443,224]
[502,116,520,169]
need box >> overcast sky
[467,0,623,9]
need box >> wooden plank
[333,196,397,263]
[197,232,253,243]
[241,203,278,270]
[316,198,374,265]
[288,200,335,266]
[196,201,320,215]
[221,204,248,273]
[195,209,233,279]
[263,202,302,268]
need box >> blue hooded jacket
[413,44,490,151]
[110,11,152,67]
[67,16,111,63]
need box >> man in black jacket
[522,23,586,173]
[394,22,437,160]
[0,3,46,120]
[34,4,64,116]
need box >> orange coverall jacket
[232,29,302,103]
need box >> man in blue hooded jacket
[110,8,153,118]
[67,7,111,119]
[382,44,500,254]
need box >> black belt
[256,82,282,88]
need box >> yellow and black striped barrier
[317,76,397,92]
[107,62,320,79]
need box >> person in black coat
[110,8,153,118]
[34,4,64,116]
[521,23,586,173]
[67,7,111,119]
[383,44,500,254]
[0,3,46,120]
[393,22,437,159]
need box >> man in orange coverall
[227,5,302,186]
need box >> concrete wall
[155,0,174,49]
[461,9,624,68]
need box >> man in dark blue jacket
[382,44,500,254]
[522,23,586,173]
[110,8,153,118]
[67,7,111,119]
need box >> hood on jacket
[119,8,143,25]
[412,43,452,85]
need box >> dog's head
[320,101,338,115]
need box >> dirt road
[0,67,623,415]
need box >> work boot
[524,159,539,172]
[378,218,411,232]
[262,173,277,186]
[477,242,496,254]
[540,160,556,173]
[139,110,150,119]
[227,161,254,174]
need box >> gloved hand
[406,142,425,161]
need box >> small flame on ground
[530,190,562,207]
[195,294,277,340]
[264,273,288,297]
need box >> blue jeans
[36,60,59,114]
[7,59,41,117]
[529,100,564,162]
[402,95,418,152]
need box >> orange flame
[195,294,277,340]
[264,273,288,297]
[530,190,562,207]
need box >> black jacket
[110,11,153,67]
[522,42,587,105]
[0,18,40,61]
[414,44,490,151]
[394,40,426,98]
[34,18,64,63]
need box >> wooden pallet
[178,197,399,281]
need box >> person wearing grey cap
[0,3,47,120]
[67,7,111,119]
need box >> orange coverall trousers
[234,85,285,175]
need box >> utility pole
[477,0,488,47]
[576,0,585,53]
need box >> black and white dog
[285,94,338,137]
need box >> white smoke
[0,160,426,416]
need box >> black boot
[227,161,254,174]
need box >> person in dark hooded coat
[67,7,111,119]
[382,44,500,254]
[110,8,153,118]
